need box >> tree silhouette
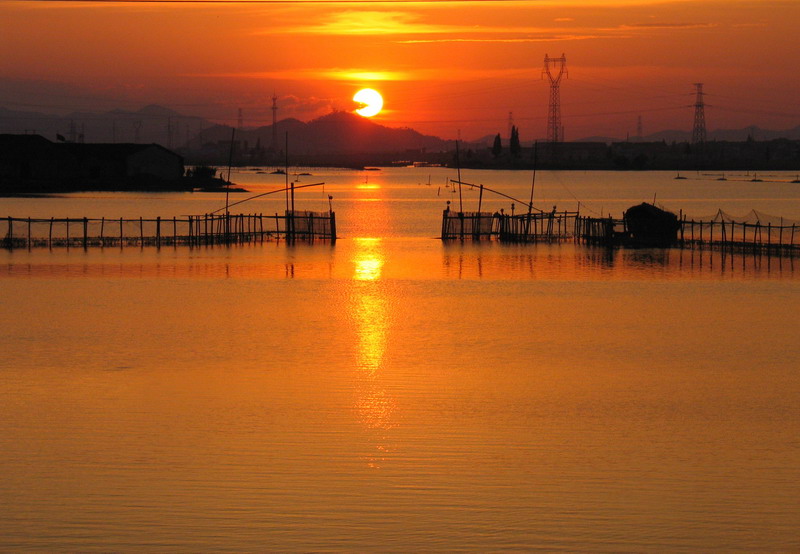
[492,133,502,157]
[510,125,521,157]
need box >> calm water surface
[2,170,799,551]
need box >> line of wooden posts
[441,208,579,242]
[2,211,336,249]
[441,209,800,254]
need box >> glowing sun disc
[354,88,383,117]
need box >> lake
[2,169,799,551]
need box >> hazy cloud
[621,22,717,29]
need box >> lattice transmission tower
[271,93,278,150]
[691,83,706,144]
[542,53,568,143]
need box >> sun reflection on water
[352,238,384,281]
[349,237,396,467]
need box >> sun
[354,88,383,118]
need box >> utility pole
[542,53,568,143]
[691,83,707,144]
[271,93,278,151]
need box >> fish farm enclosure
[2,211,336,248]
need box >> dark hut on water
[623,203,680,247]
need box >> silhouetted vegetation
[491,134,502,157]
[510,126,521,158]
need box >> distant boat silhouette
[717,173,727,181]
[674,172,687,180]
[792,175,800,183]
[751,172,763,182]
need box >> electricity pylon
[271,93,278,150]
[691,83,707,144]
[543,53,568,143]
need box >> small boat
[674,172,687,180]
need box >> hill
[188,111,454,156]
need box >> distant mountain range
[189,111,455,155]
[1,103,798,154]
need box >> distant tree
[510,126,521,158]
[491,133,502,157]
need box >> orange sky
[1,0,798,140]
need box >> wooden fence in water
[441,209,579,242]
[2,211,336,249]
[442,209,800,255]
[575,215,800,254]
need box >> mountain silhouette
[189,111,453,155]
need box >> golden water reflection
[353,238,384,281]
[349,238,396,467]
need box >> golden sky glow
[1,0,798,139]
